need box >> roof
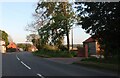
[83,37,95,43]
[7,42,17,48]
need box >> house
[0,40,6,53]
[83,37,100,58]
[77,47,85,57]
[7,41,19,52]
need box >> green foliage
[71,51,77,57]
[26,34,41,50]
[33,50,73,58]
[81,56,119,64]
[0,30,9,46]
[75,2,120,59]
[32,38,41,50]
[81,57,99,62]
[17,43,31,51]
[17,44,26,51]
[43,45,58,51]
[58,45,68,51]
[34,2,76,51]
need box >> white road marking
[37,73,44,78]
[21,61,31,70]
[16,55,20,61]
[16,54,43,77]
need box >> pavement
[2,52,119,77]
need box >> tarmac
[44,57,84,64]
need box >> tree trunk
[62,2,70,53]
[66,29,70,53]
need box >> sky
[0,1,90,44]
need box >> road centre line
[16,55,20,61]
[16,54,43,77]
[37,73,45,78]
[16,54,31,70]
[21,61,31,70]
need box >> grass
[74,57,119,72]
[81,56,119,64]
[32,49,77,58]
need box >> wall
[0,40,6,53]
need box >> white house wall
[0,40,6,53]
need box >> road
[2,52,119,78]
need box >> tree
[0,30,9,46]
[75,2,120,59]
[17,44,26,51]
[35,1,75,52]
[32,38,41,50]
[17,43,31,51]
[26,34,39,42]
[26,34,41,50]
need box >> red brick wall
[77,47,85,57]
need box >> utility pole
[71,27,73,50]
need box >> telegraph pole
[71,27,73,50]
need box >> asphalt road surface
[2,52,119,78]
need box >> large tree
[35,2,75,52]
[75,2,120,58]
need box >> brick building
[83,37,100,58]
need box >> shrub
[71,51,77,57]
[33,50,73,58]
[58,45,68,51]
[43,45,58,51]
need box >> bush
[58,45,68,51]
[71,51,77,57]
[43,45,58,51]
[33,50,73,58]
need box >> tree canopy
[26,34,41,50]
[0,30,9,46]
[75,2,120,58]
[27,1,76,51]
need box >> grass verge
[73,57,119,72]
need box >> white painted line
[37,73,44,78]
[16,55,20,61]
[21,61,31,70]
